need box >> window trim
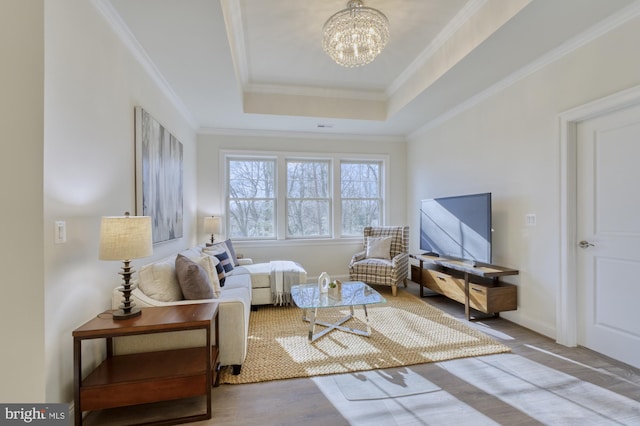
[221,149,389,241]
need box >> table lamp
[203,216,221,246]
[99,212,153,319]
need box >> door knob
[579,240,595,249]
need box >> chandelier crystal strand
[322,0,389,68]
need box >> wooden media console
[411,254,518,320]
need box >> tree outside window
[286,160,331,237]
[224,153,385,240]
[227,158,276,238]
[341,161,382,236]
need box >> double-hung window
[286,159,331,238]
[340,160,382,236]
[227,157,276,238]
[225,153,385,240]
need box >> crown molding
[387,0,488,97]
[198,126,405,143]
[245,83,387,102]
[408,0,640,140]
[91,0,198,130]
[224,0,387,105]
[220,0,249,87]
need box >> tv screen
[420,192,492,264]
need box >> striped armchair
[349,226,409,296]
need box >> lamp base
[113,307,141,320]
[114,261,141,320]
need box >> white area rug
[333,368,440,400]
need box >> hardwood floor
[84,282,640,425]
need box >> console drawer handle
[471,288,483,293]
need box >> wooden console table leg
[464,272,471,321]
[419,258,425,297]
[74,338,81,426]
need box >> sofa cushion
[175,254,215,300]
[180,250,221,297]
[205,249,234,276]
[224,239,240,266]
[229,265,250,276]
[137,255,183,302]
[365,236,392,260]
[181,247,205,260]
[241,263,272,289]
[208,255,226,287]
[198,255,222,297]
[203,243,235,274]
[204,240,239,266]
[222,273,252,291]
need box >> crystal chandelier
[322,0,389,68]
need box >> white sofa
[111,246,253,375]
[110,243,308,375]
[199,240,306,307]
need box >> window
[224,152,385,240]
[227,158,276,238]
[286,160,331,237]
[341,161,382,236]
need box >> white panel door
[576,104,640,369]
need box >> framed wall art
[135,106,183,244]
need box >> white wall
[407,16,640,338]
[12,0,639,406]
[0,0,45,402]
[197,133,407,281]
[43,0,197,403]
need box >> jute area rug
[219,289,510,385]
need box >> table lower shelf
[80,347,216,411]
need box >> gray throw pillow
[175,254,214,300]
[365,236,392,260]
[224,239,239,266]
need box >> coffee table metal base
[302,305,370,342]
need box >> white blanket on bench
[270,260,306,306]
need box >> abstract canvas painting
[135,107,183,243]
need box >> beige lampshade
[203,216,221,234]
[99,214,153,260]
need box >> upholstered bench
[203,241,307,307]
[241,261,307,306]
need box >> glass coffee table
[291,281,386,342]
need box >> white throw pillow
[137,256,183,301]
[365,236,392,260]
[195,254,221,298]
[202,241,229,256]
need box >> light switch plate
[525,214,536,226]
[55,221,66,243]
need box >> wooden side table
[73,303,219,426]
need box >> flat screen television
[420,192,492,265]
